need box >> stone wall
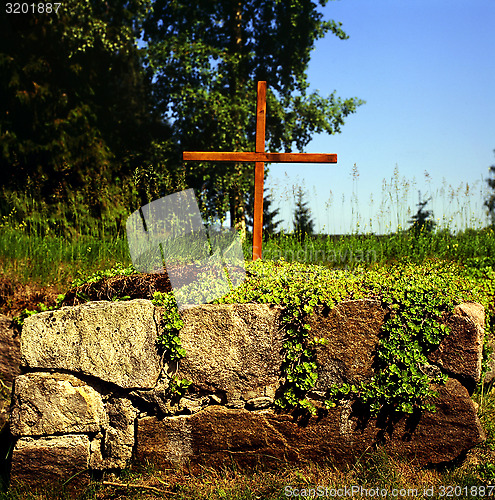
[0,315,20,431]
[9,299,486,487]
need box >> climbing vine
[217,258,488,417]
[216,259,366,415]
[151,291,186,361]
[324,279,452,415]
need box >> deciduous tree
[143,0,364,233]
[0,0,164,223]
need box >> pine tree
[484,150,495,225]
[245,187,281,238]
[408,192,436,235]
[293,187,315,240]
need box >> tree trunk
[229,177,246,241]
[228,0,247,241]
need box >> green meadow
[1,172,494,287]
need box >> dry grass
[3,441,495,500]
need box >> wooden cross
[183,81,337,261]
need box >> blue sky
[265,0,495,234]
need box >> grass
[1,224,495,289]
[2,444,495,499]
[260,227,495,267]
[1,166,494,286]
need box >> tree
[408,192,436,236]
[293,187,315,240]
[0,0,167,224]
[484,151,495,225]
[245,186,282,238]
[143,0,364,235]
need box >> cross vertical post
[253,81,267,261]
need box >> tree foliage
[0,0,363,235]
[0,0,167,222]
[143,0,364,226]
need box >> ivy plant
[216,258,489,417]
[151,291,186,360]
[12,294,66,327]
[168,376,193,397]
[216,259,367,415]
[70,263,136,288]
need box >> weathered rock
[459,302,495,385]
[10,298,488,479]
[428,303,484,390]
[102,397,136,469]
[10,434,90,488]
[135,378,483,468]
[130,369,174,415]
[0,314,20,387]
[385,378,485,464]
[246,397,273,410]
[10,372,106,437]
[88,397,138,470]
[0,314,21,431]
[455,303,485,330]
[310,300,386,388]
[21,299,163,389]
[177,303,284,404]
[177,395,212,414]
[136,407,364,469]
[138,415,194,467]
[89,433,104,469]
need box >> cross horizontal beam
[182,81,339,261]
[183,151,337,163]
